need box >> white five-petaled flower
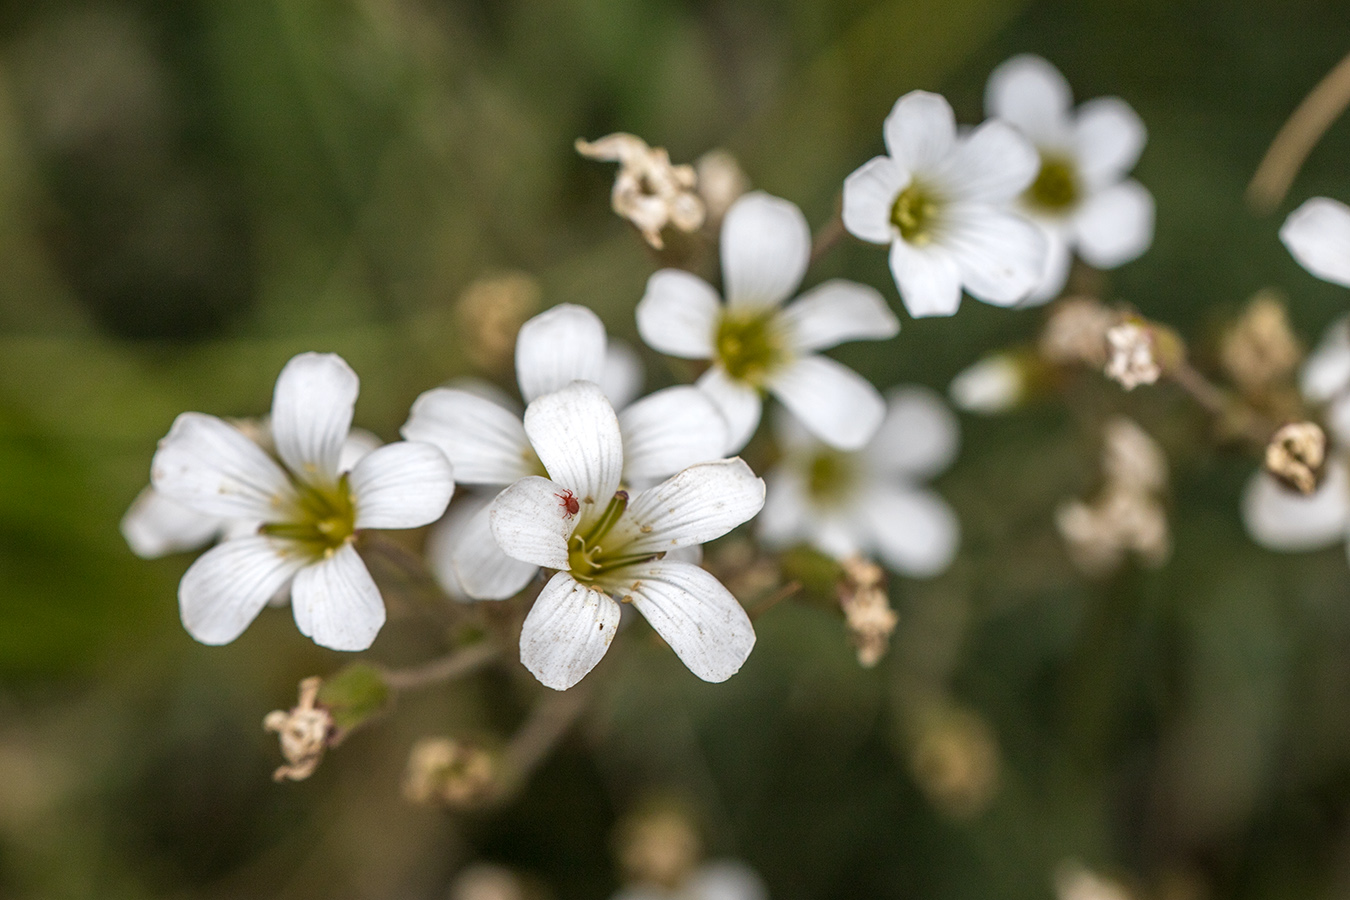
[403,303,730,600]
[151,353,455,651]
[1281,196,1350,289]
[757,387,961,577]
[984,54,1154,303]
[637,191,899,453]
[841,90,1047,318]
[488,382,763,690]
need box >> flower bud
[1264,421,1326,495]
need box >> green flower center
[715,310,785,386]
[891,182,940,244]
[806,450,858,506]
[1026,155,1079,212]
[262,474,357,557]
[566,491,659,584]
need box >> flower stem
[809,205,847,266]
[500,679,595,796]
[377,642,500,692]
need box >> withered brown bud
[1264,421,1327,495]
[837,557,897,668]
[1104,322,1161,390]
[263,677,335,782]
[1220,291,1301,394]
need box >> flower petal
[862,485,961,577]
[720,191,810,309]
[488,475,574,569]
[780,279,899,352]
[1280,197,1350,288]
[1072,179,1154,268]
[984,53,1073,145]
[1301,315,1350,403]
[941,204,1047,305]
[179,535,305,645]
[350,441,454,530]
[842,156,905,244]
[888,240,963,318]
[600,340,644,410]
[619,560,755,683]
[768,355,886,451]
[290,543,386,651]
[443,498,540,600]
[687,862,769,900]
[270,352,358,486]
[635,269,720,359]
[515,304,607,403]
[151,412,294,521]
[883,90,956,173]
[122,487,227,559]
[1242,464,1350,552]
[619,385,730,482]
[522,382,624,524]
[519,572,621,690]
[755,466,811,549]
[339,428,383,472]
[697,367,763,454]
[1074,97,1147,189]
[935,119,1040,203]
[1023,222,1072,305]
[610,458,765,555]
[423,494,490,601]
[865,386,959,479]
[402,388,537,486]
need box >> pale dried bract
[1104,322,1161,390]
[263,677,334,782]
[1264,421,1326,495]
[576,133,705,249]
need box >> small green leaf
[317,663,391,733]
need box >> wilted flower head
[837,556,898,668]
[263,677,334,782]
[1219,291,1301,394]
[1104,321,1161,390]
[402,737,498,808]
[577,133,705,249]
[1264,421,1326,495]
[1039,295,1120,368]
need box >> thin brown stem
[503,680,594,787]
[1248,49,1350,213]
[749,580,800,620]
[1167,360,1279,449]
[377,642,499,692]
[809,208,847,266]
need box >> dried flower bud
[615,805,703,889]
[837,556,897,668]
[695,149,748,222]
[263,677,334,782]
[1104,322,1161,390]
[1054,863,1134,900]
[1040,296,1120,368]
[1264,421,1326,494]
[402,737,498,809]
[910,708,1001,820]
[456,272,542,374]
[576,133,705,249]
[1220,291,1301,394]
[1102,417,1168,495]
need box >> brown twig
[749,580,801,620]
[377,642,500,692]
[502,680,594,787]
[1248,49,1350,213]
[809,208,847,266]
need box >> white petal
[1074,97,1147,189]
[1325,395,1350,450]
[755,466,812,549]
[402,388,537,486]
[807,512,867,560]
[862,485,961,577]
[350,441,454,530]
[446,499,540,600]
[984,54,1073,145]
[687,861,769,900]
[1280,197,1350,288]
[635,269,721,359]
[697,367,763,454]
[936,119,1041,203]
[780,279,899,352]
[339,428,382,471]
[888,240,963,318]
[151,412,294,521]
[941,204,1047,305]
[768,355,886,451]
[1241,464,1350,552]
[523,382,624,523]
[842,156,906,244]
[619,385,730,482]
[488,475,574,569]
[178,536,305,645]
[1023,222,1072,304]
[949,354,1023,414]
[720,191,810,309]
[610,458,765,555]
[1302,316,1350,403]
[519,572,621,690]
[270,352,358,486]
[291,543,386,651]
[515,304,607,403]
[1073,179,1155,268]
[619,561,755,683]
[423,494,490,601]
[121,487,226,559]
[866,386,960,479]
[600,340,644,410]
[883,90,957,173]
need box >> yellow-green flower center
[566,491,658,584]
[1026,155,1080,212]
[715,310,785,386]
[263,474,357,557]
[806,450,858,506]
[891,182,940,244]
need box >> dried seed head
[1264,421,1327,495]
[263,677,334,782]
[1104,321,1161,390]
[402,737,498,809]
[837,556,897,668]
[1220,291,1301,394]
[576,133,705,249]
[1040,296,1120,368]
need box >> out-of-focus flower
[757,387,960,579]
[612,805,767,900]
[841,90,1046,317]
[455,272,542,374]
[638,191,898,452]
[577,133,705,249]
[612,862,768,900]
[949,353,1027,414]
[695,150,749,223]
[985,55,1154,302]
[909,706,1001,819]
[263,677,334,782]
[1054,863,1135,900]
[1280,196,1350,288]
[836,557,897,668]
[151,353,454,650]
[489,383,764,689]
[1039,296,1120,368]
[449,864,531,900]
[1104,321,1161,390]
[1219,292,1301,394]
[402,737,497,808]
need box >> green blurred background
[3,0,1350,897]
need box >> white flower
[757,387,961,577]
[985,55,1154,302]
[403,304,730,601]
[1281,196,1350,288]
[612,861,768,900]
[150,353,455,651]
[637,191,899,452]
[488,382,763,690]
[841,90,1047,317]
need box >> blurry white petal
[423,494,490,601]
[636,269,720,359]
[883,91,957,173]
[756,466,812,549]
[807,512,867,560]
[520,572,621,690]
[867,386,960,478]
[863,485,961,577]
[1024,223,1072,304]
[768,355,886,451]
[697,367,763,454]
[621,561,755,683]
[270,352,358,486]
[350,441,454,530]
[600,340,645,409]
[611,458,765,555]
[523,382,624,518]
[449,500,540,600]
[1242,464,1350,552]
[179,536,305,645]
[1302,316,1350,403]
[1280,197,1350,288]
[941,204,1047,305]
[291,543,385,651]
[842,156,905,244]
[1075,97,1147,188]
[402,388,536,486]
[688,861,769,900]
[721,192,810,309]
[488,476,574,570]
[1073,179,1155,268]
[780,280,899,352]
[949,354,1023,415]
[151,412,293,521]
[888,240,962,318]
[619,386,730,482]
[515,304,607,402]
[984,54,1073,145]
[339,428,382,472]
[121,487,225,559]
[936,120,1040,203]
[1325,395,1350,447]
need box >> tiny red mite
[556,489,580,518]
